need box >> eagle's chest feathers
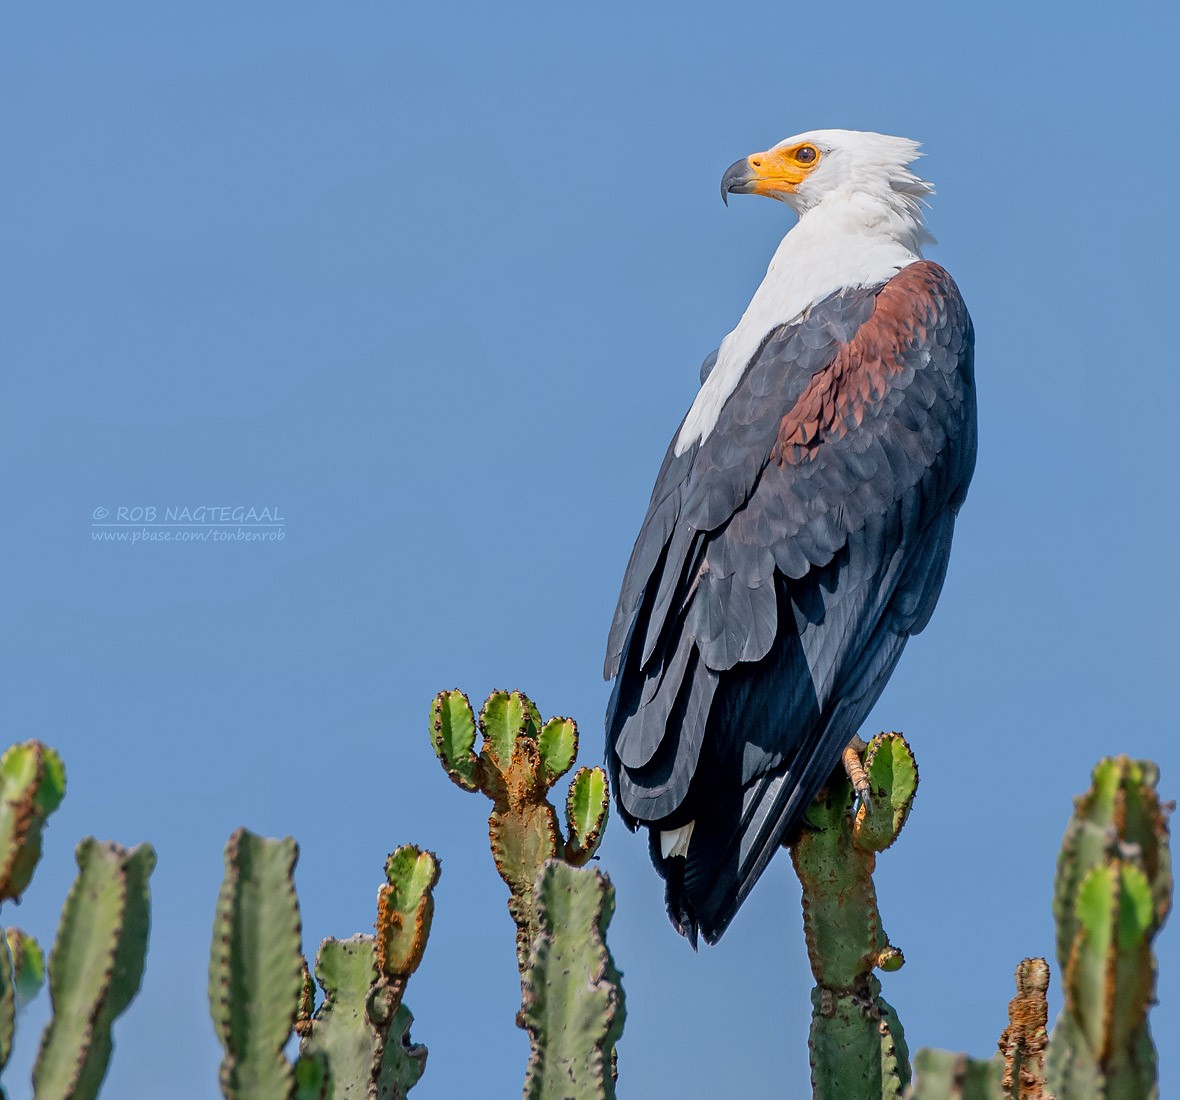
[676,193,925,456]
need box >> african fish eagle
[604,129,977,945]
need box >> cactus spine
[430,689,609,973]
[1045,756,1172,1100]
[208,830,437,1100]
[791,732,917,1099]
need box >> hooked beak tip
[720,156,754,206]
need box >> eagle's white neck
[674,189,926,455]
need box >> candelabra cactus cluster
[429,689,610,971]
[430,688,625,1100]
[0,710,1169,1100]
[207,829,439,1100]
[907,756,1172,1100]
[0,740,156,1100]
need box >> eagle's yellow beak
[721,142,822,205]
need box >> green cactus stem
[31,839,155,1100]
[565,767,610,868]
[0,925,47,1071]
[6,928,46,1010]
[907,959,1048,1100]
[295,845,437,1099]
[429,689,609,973]
[0,741,66,904]
[297,935,426,1100]
[376,846,440,984]
[907,1049,1004,1099]
[790,732,918,1099]
[1046,757,1172,1100]
[998,958,1049,1100]
[208,829,304,1100]
[520,860,625,1100]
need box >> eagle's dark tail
[658,639,907,945]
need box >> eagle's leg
[842,734,873,812]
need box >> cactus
[0,740,66,903]
[909,756,1174,1100]
[1,927,45,1075]
[31,839,156,1100]
[430,689,609,973]
[1045,757,1172,1100]
[209,830,305,1100]
[520,860,625,1100]
[908,1050,1004,1099]
[299,845,438,1099]
[430,689,626,1095]
[298,935,426,1100]
[905,959,1049,1100]
[208,831,436,1100]
[998,958,1050,1100]
[790,732,917,1099]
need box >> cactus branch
[208,829,304,1100]
[792,732,918,1097]
[0,741,66,904]
[31,839,155,1100]
[520,861,625,1100]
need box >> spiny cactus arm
[565,767,609,867]
[6,928,45,1009]
[1046,756,1171,1100]
[792,733,917,1099]
[292,1054,329,1100]
[208,829,303,1100]
[299,936,381,1098]
[538,717,578,786]
[997,958,1049,1100]
[907,1049,1004,1099]
[0,741,66,903]
[373,1003,428,1100]
[491,803,561,972]
[0,930,12,1075]
[430,690,481,792]
[376,846,440,985]
[810,979,909,1100]
[1052,757,1171,970]
[479,690,542,767]
[520,861,625,1100]
[1,927,45,1077]
[792,732,917,991]
[852,733,919,855]
[298,935,426,1100]
[31,839,155,1100]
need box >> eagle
[604,129,977,945]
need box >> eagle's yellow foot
[842,735,872,812]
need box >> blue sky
[2,2,1178,1097]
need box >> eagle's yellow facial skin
[743,143,822,196]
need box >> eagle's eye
[795,145,818,165]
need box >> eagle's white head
[721,128,935,237]
[675,129,938,455]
